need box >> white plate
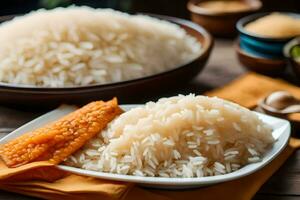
[0,104,291,189]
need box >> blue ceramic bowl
[236,12,300,59]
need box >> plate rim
[57,106,290,185]
[0,104,291,186]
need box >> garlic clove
[281,104,300,114]
[265,91,300,110]
[258,90,300,117]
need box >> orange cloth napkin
[1,72,300,200]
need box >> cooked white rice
[0,6,201,87]
[66,94,275,178]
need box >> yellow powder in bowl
[245,13,300,38]
[198,1,251,13]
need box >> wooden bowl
[0,14,213,108]
[187,0,262,37]
[235,41,286,75]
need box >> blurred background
[1,0,299,17]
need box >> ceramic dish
[0,14,213,108]
[284,37,300,79]
[236,12,300,59]
[0,104,290,189]
[235,41,286,75]
[187,0,262,37]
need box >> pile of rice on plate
[66,94,275,178]
[0,6,201,87]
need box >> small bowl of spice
[187,0,262,37]
[237,12,300,59]
[284,37,300,79]
[236,12,300,75]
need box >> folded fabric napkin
[0,72,300,200]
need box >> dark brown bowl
[283,37,300,80]
[0,14,213,108]
[235,42,286,75]
[289,59,300,78]
[187,0,262,37]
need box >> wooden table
[0,39,298,200]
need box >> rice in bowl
[66,94,274,178]
[0,7,201,87]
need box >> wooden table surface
[0,39,298,200]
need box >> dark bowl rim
[0,13,213,91]
[187,0,262,17]
[236,12,300,42]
